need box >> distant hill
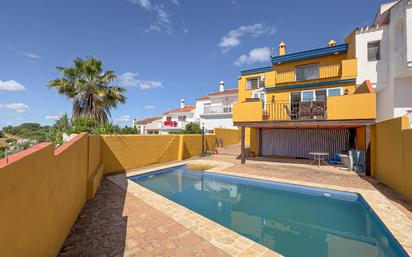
[1,123,50,143]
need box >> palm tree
[48,57,126,123]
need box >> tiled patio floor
[59,177,229,257]
[59,154,412,256]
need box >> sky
[0,0,387,128]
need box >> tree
[184,122,202,134]
[47,57,127,123]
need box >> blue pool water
[129,165,408,257]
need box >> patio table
[309,152,329,167]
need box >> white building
[132,117,161,134]
[194,81,238,132]
[353,0,412,121]
[159,99,196,134]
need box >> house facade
[132,117,162,134]
[159,99,196,134]
[194,81,238,132]
[352,0,412,121]
[233,39,376,174]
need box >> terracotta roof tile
[163,106,196,114]
[134,116,161,125]
[196,95,210,100]
[207,88,238,97]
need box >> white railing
[204,105,232,114]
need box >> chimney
[278,42,286,56]
[180,99,186,108]
[328,39,337,47]
[219,80,225,92]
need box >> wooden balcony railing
[263,100,327,121]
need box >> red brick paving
[59,178,229,257]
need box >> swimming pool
[129,165,408,257]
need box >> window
[295,63,319,81]
[367,41,381,61]
[302,91,315,102]
[178,116,186,121]
[246,77,264,89]
[166,116,172,121]
[327,88,341,97]
[252,92,266,109]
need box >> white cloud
[119,72,163,90]
[234,47,272,66]
[45,114,62,120]
[0,80,26,92]
[115,115,131,122]
[0,103,29,113]
[118,72,139,87]
[128,0,152,9]
[128,0,172,33]
[18,51,40,60]
[218,24,276,52]
[138,80,163,90]
[144,105,155,109]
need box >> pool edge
[113,159,412,256]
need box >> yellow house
[233,38,376,174]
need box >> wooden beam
[234,119,375,128]
[240,126,246,164]
[365,125,371,176]
[257,128,262,157]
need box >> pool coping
[107,160,412,256]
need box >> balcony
[203,105,232,115]
[233,93,376,123]
[271,59,357,86]
[161,121,188,129]
[263,100,327,121]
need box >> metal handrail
[263,99,327,121]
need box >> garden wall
[375,116,412,200]
[100,134,216,174]
[0,133,102,257]
[214,128,240,146]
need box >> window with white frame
[367,41,381,61]
[178,116,186,121]
[295,63,319,81]
[327,88,342,97]
[246,77,264,89]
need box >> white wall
[355,27,389,90]
[203,117,236,131]
[355,0,412,121]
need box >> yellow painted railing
[276,63,341,84]
[233,93,376,123]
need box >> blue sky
[0,0,387,128]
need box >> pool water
[129,165,408,257]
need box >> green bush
[5,138,17,144]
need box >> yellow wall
[214,128,240,146]
[100,134,217,174]
[249,128,259,156]
[237,70,275,102]
[233,101,263,122]
[100,135,179,174]
[375,116,412,200]
[327,93,376,120]
[0,133,95,257]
